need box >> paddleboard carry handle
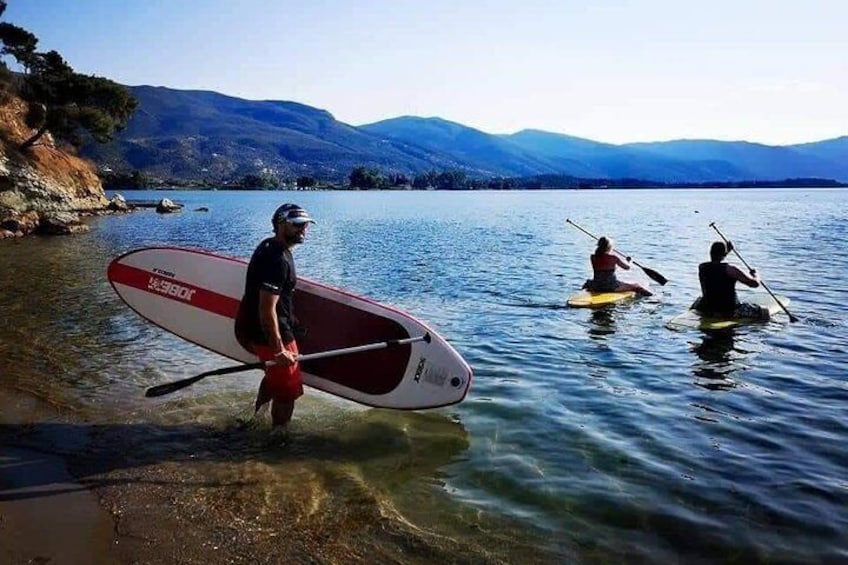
[144,333,431,398]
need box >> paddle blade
[145,374,208,397]
[144,361,267,398]
[773,296,799,322]
[641,265,668,286]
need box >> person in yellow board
[694,241,769,319]
[584,236,653,296]
[235,203,316,434]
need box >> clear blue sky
[5,0,846,145]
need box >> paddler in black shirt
[695,241,768,319]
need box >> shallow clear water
[2,188,846,561]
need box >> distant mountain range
[82,85,848,184]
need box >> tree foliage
[0,1,37,78]
[296,176,316,188]
[238,173,279,189]
[412,170,469,190]
[101,169,151,190]
[347,166,520,191]
[0,22,36,70]
[0,4,138,150]
[349,166,385,189]
[348,166,412,189]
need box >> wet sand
[0,446,117,564]
[0,388,349,564]
[0,388,529,564]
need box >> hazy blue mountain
[84,85,848,183]
[84,86,458,181]
[788,136,848,172]
[359,117,560,176]
[504,130,747,182]
[361,119,721,182]
[625,139,848,181]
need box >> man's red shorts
[252,341,304,402]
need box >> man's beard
[284,231,305,245]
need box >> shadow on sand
[0,409,470,502]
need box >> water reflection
[690,330,741,391]
[587,308,617,338]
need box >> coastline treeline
[101,163,847,191]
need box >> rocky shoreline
[0,196,131,238]
[0,193,187,239]
[0,95,149,238]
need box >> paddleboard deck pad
[108,247,472,409]
[567,289,637,308]
[666,294,791,331]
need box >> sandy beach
[0,386,520,565]
[0,446,117,564]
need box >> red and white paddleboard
[107,247,472,409]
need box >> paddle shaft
[565,218,667,285]
[299,334,429,363]
[145,333,431,398]
[709,223,798,322]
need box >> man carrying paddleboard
[694,241,768,319]
[235,203,316,432]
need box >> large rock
[0,209,39,235]
[107,193,129,211]
[155,198,182,214]
[38,211,90,235]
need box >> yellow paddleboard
[566,290,637,308]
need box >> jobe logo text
[147,276,196,302]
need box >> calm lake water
[2,188,847,562]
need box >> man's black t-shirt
[697,261,737,314]
[238,237,297,345]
